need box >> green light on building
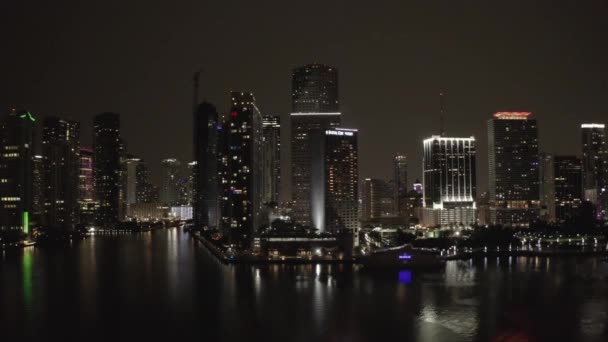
[19,111,36,122]
[23,211,29,235]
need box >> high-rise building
[554,156,583,222]
[135,160,156,203]
[292,64,339,113]
[581,123,607,220]
[422,136,477,227]
[124,157,140,205]
[0,109,35,237]
[42,116,80,229]
[79,148,95,202]
[262,115,281,204]
[160,158,181,206]
[32,155,44,225]
[177,177,191,205]
[361,178,394,221]
[193,102,219,229]
[539,154,556,222]
[78,147,97,224]
[488,112,540,226]
[93,112,121,226]
[291,63,341,227]
[310,128,359,232]
[219,92,263,244]
[186,161,196,205]
[393,154,408,216]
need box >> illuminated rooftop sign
[493,112,531,120]
[290,112,341,116]
[581,123,605,129]
[325,128,356,136]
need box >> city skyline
[3,2,607,199]
[3,3,608,341]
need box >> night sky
[3,1,607,200]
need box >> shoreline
[190,232,355,265]
[444,249,608,260]
[189,231,608,265]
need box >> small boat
[358,245,445,269]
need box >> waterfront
[2,228,608,341]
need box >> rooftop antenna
[439,91,446,136]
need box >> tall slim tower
[0,109,35,237]
[581,123,607,220]
[219,92,263,245]
[539,153,556,222]
[193,102,219,229]
[32,155,44,225]
[124,157,140,205]
[488,112,540,226]
[310,128,359,232]
[262,115,281,204]
[393,154,408,216]
[78,147,97,224]
[93,112,121,227]
[291,64,341,227]
[42,116,81,229]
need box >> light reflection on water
[1,230,608,341]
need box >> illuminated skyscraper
[0,109,35,236]
[160,158,181,206]
[32,155,44,225]
[193,102,219,229]
[310,128,359,232]
[219,92,263,245]
[42,116,80,229]
[422,135,477,226]
[291,64,341,227]
[581,123,607,219]
[79,148,95,202]
[393,154,408,216]
[361,178,393,221]
[93,112,121,226]
[262,115,281,204]
[292,64,339,113]
[135,160,155,203]
[488,112,540,226]
[78,147,97,224]
[554,156,583,222]
[539,153,556,222]
[124,157,140,205]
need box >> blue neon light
[398,254,412,260]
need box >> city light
[493,111,532,120]
[581,123,605,128]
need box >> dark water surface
[2,228,608,341]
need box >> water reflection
[2,233,608,341]
[398,270,412,284]
[22,247,33,309]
